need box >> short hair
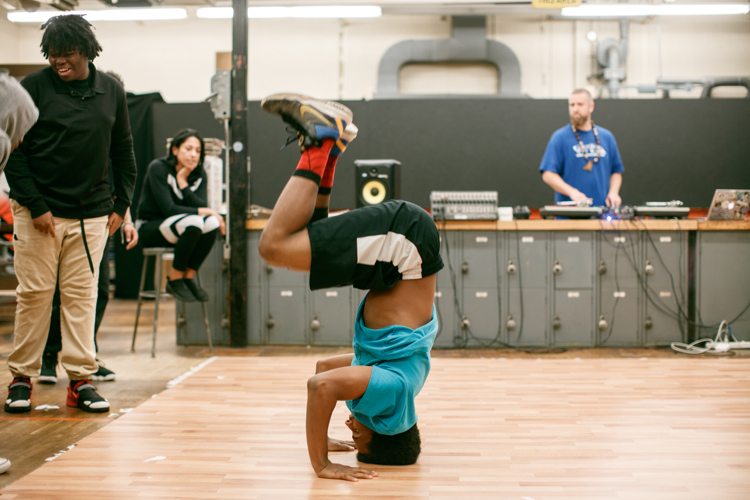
[571,88,593,101]
[167,128,206,171]
[40,15,102,61]
[357,424,421,466]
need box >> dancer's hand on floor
[327,437,355,452]
[316,462,378,482]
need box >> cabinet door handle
[266,314,275,329]
[644,260,655,275]
[506,315,516,330]
[598,315,608,331]
[311,315,321,331]
[599,260,607,275]
[553,260,562,275]
[461,260,469,274]
[553,315,561,329]
[507,260,517,275]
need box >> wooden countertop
[247,217,750,231]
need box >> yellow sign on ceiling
[532,0,582,8]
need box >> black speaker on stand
[354,159,401,208]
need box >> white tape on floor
[166,356,218,389]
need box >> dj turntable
[540,201,690,220]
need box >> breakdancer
[258,94,443,481]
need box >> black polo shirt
[6,63,136,220]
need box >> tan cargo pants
[8,201,109,381]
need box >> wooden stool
[131,247,213,357]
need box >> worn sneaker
[5,377,31,413]
[166,278,197,302]
[91,362,116,382]
[38,351,59,384]
[0,458,9,474]
[261,93,352,151]
[330,122,358,157]
[184,278,209,302]
[67,380,109,413]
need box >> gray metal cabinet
[310,287,352,346]
[433,231,459,346]
[266,285,307,345]
[506,289,547,346]
[643,231,687,345]
[552,232,594,290]
[460,231,499,288]
[505,232,548,347]
[265,262,308,345]
[459,231,502,347]
[176,240,228,346]
[461,287,501,347]
[697,231,750,341]
[598,287,640,346]
[551,232,594,344]
[552,289,593,346]
[433,287,457,348]
[597,232,641,346]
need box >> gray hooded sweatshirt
[0,73,39,171]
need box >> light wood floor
[3,345,750,498]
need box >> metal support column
[229,0,248,346]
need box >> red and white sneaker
[67,380,110,413]
[5,377,32,413]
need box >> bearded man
[539,88,624,207]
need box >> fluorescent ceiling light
[196,5,382,19]
[561,4,750,17]
[7,8,187,23]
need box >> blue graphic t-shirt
[345,297,437,436]
[539,125,624,207]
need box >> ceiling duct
[376,15,523,98]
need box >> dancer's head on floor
[347,414,422,465]
[167,128,205,173]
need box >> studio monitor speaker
[355,159,401,208]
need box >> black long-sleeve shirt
[137,158,208,221]
[5,63,136,219]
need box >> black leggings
[139,216,219,271]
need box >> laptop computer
[707,189,750,220]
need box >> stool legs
[152,254,163,358]
[131,255,150,352]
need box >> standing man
[4,15,137,414]
[539,89,624,207]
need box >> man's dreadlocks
[40,15,102,61]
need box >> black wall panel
[151,99,750,210]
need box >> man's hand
[32,212,55,237]
[107,212,124,236]
[606,192,622,207]
[316,462,377,482]
[328,437,355,452]
[217,215,226,236]
[568,189,591,204]
[123,223,139,250]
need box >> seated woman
[137,129,225,302]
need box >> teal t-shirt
[345,297,438,435]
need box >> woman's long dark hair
[166,128,205,173]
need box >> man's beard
[571,114,588,128]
